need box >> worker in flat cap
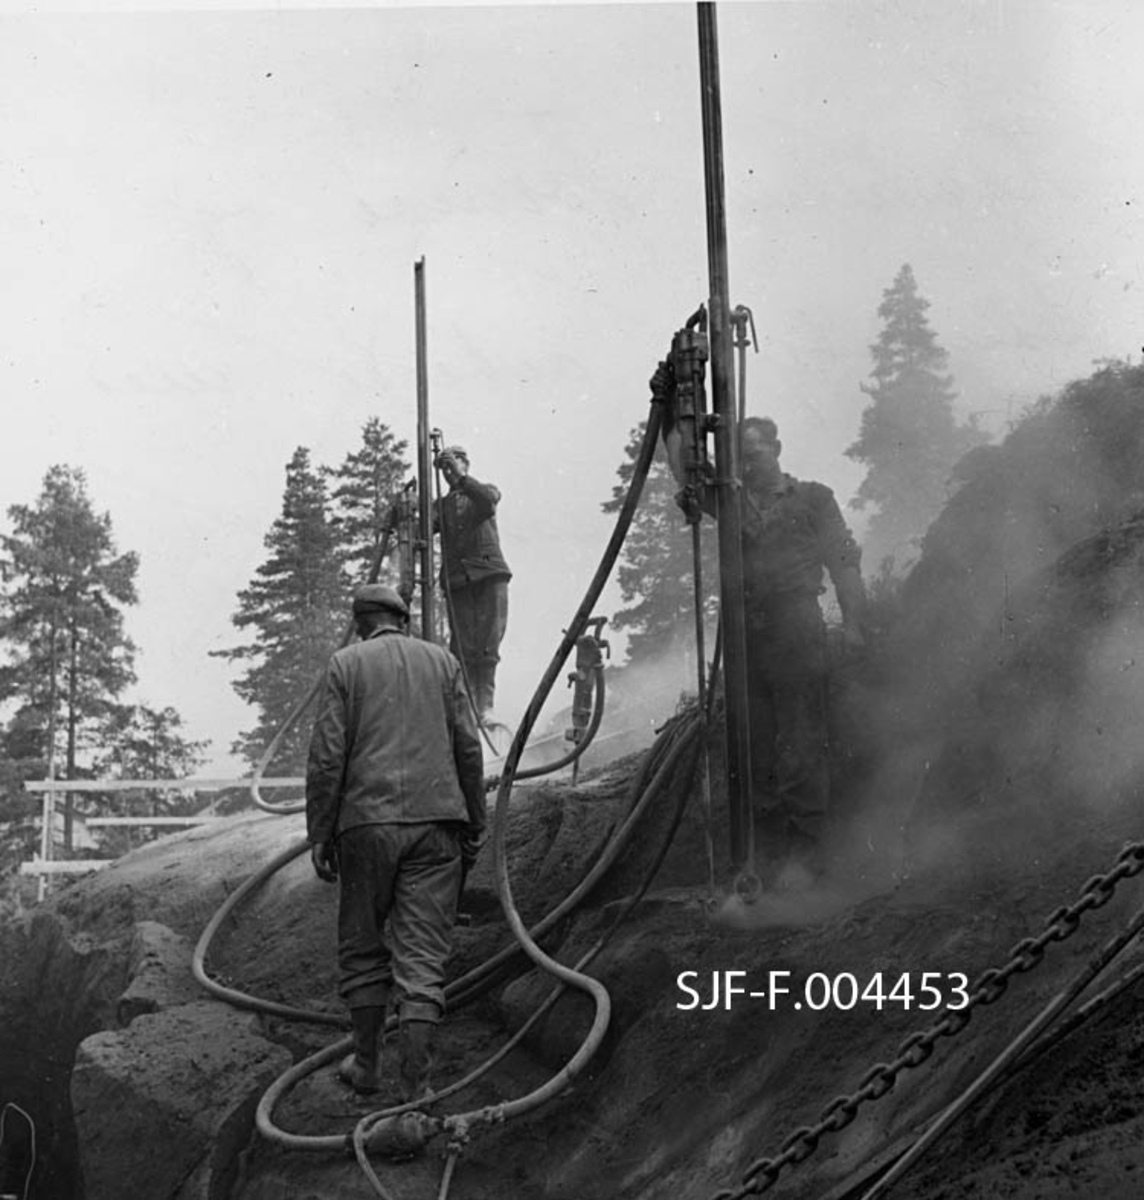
[433,444,512,720]
[306,582,486,1100]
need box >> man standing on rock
[433,444,512,721]
[737,417,867,886]
[306,583,486,1098]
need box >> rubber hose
[254,403,665,1146]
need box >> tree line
[0,466,207,872]
[1,263,980,878]
[0,418,409,879]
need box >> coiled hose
[196,403,678,1178]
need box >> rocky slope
[5,362,1144,1199]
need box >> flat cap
[352,583,410,618]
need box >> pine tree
[603,423,719,672]
[325,416,411,584]
[846,264,985,574]
[214,447,347,771]
[0,465,139,850]
[90,704,208,855]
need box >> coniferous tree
[0,465,139,849]
[214,447,346,770]
[326,416,411,584]
[603,423,719,671]
[0,731,42,880]
[846,264,985,574]
[90,704,208,855]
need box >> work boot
[397,1019,436,1104]
[338,1005,385,1094]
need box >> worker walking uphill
[738,417,867,885]
[306,584,486,1098]
[434,445,512,719]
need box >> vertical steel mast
[697,3,754,867]
[414,257,437,642]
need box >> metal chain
[709,839,1144,1199]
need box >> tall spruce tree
[603,423,719,671]
[846,263,984,574]
[0,465,139,850]
[326,416,411,583]
[214,446,346,770]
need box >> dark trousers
[337,822,462,1021]
[745,598,830,845]
[447,577,509,708]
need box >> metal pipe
[414,257,437,642]
[697,1,754,867]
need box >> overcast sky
[3,0,1142,774]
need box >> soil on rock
[8,363,1144,1199]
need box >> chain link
[708,839,1144,1199]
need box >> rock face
[7,363,1144,1199]
[0,911,126,1199]
[0,812,309,1200]
[71,1002,291,1200]
[116,920,201,1024]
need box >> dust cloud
[836,361,1144,891]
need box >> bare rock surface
[9,385,1144,1198]
[71,1000,292,1200]
[117,919,201,1024]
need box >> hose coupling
[362,1111,440,1157]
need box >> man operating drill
[306,583,486,1099]
[433,444,512,720]
[737,416,867,886]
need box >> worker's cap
[351,584,410,618]
[440,444,469,464]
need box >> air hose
[246,400,667,1142]
[245,507,609,818]
[449,398,667,1127]
[249,710,699,1152]
[195,403,671,1174]
[352,711,705,1199]
[493,663,606,784]
[196,671,618,1035]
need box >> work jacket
[305,628,486,844]
[435,475,512,592]
[741,475,864,617]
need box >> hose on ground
[192,836,348,1028]
[248,401,669,1152]
[253,662,698,1154]
[350,708,704,1195]
[201,668,679,1039]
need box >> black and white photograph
[3,1,1144,1197]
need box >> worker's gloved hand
[434,451,463,486]
[311,840,339,883]
[459,830,483,871]
[458,830,483,890]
